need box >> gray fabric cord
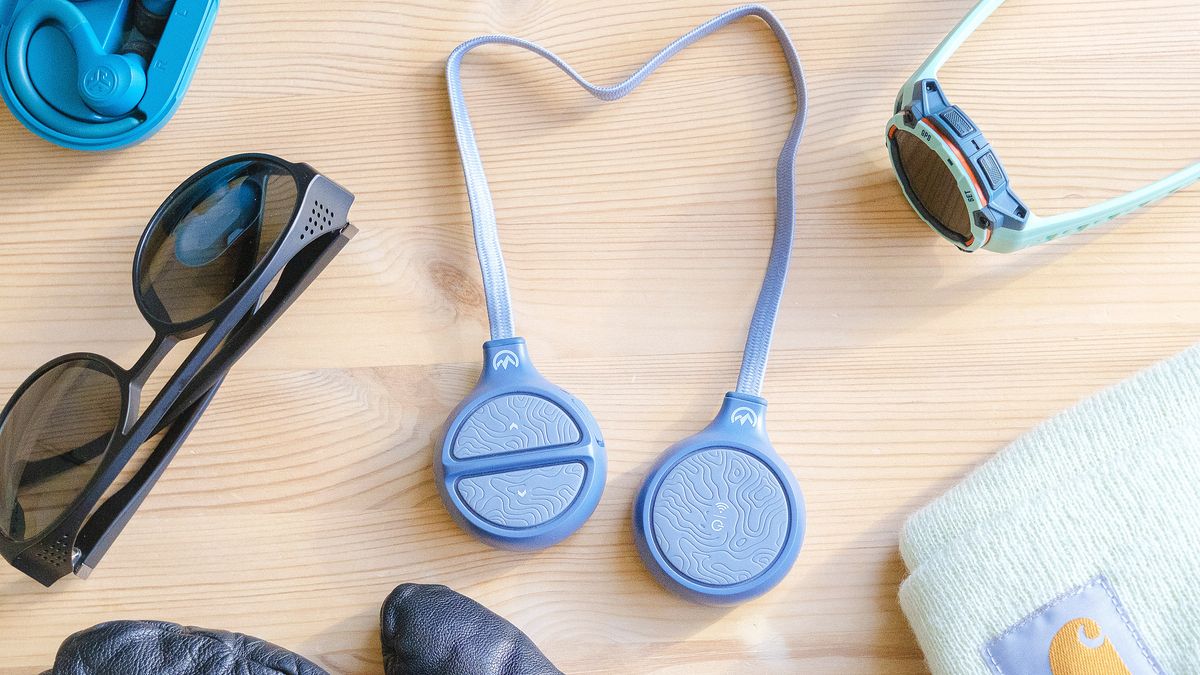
[446,4,808,396]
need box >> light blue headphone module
[436,338,606,550]
[1,0,218,150]
[442,4,808,604]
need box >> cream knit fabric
[899,345,1200,674]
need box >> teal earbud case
[0,0,218,150]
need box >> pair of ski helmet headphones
[437,5,806,606]
[0,0,217,150]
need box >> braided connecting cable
[446,4,808,397]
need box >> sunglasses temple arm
[74,380,220,577]
[989,161,1200,253]
[164,226,357,425]
[907,0,1005,85]
[74,226,355,574]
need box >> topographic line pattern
[453,394,580,459]
[457,463,586,528]
[652,448,788,586]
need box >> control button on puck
[456,462,586,528]
[452,394,581,459]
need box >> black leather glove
[40,584,562,675]
[41,620,328,675]
[381,583,563,675]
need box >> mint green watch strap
[991,163,1200,252]
[908,0,1005,85]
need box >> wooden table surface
[1,1,1198,672]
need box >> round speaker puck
[635,393,804,604]
[437,338,605,550]
[652,447,790,586]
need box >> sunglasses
[0,154,356,586]
[886,0,1200,252]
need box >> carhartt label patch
[984,576,1163,675]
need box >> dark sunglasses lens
[894,130,972,239]
[136,159,300,325]
[0,359,122,542]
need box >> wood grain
[0,0,1198,672]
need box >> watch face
[894,128,972,239]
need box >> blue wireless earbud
[5,0,143,134]
[0,0,218,150]
[444,6,811,604]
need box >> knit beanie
[899,345,1200,674]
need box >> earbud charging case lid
[0,0,219,151]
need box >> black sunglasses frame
[0,153,356,586]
